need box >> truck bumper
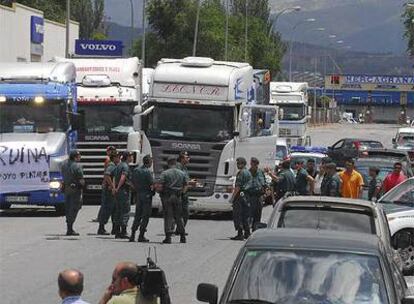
[0,190,65,207]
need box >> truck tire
[55,204,65,216]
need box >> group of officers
[61,146,193,244]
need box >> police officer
[248,157,266,231]
[97,150,118,235]
[321,162,342,197]
[129,155,154,243]
[61,150,85,236]
[294,159,315,195]
[230,157,252,240]
[265,159,296,203]
[113,151,133,239]
[158,156,187,244]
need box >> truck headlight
[49,180,62,189]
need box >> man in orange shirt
[339,159,364,199]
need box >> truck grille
[279,128,292,136]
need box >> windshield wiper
[228,299,275,304]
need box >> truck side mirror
[392,138,396,144]
[133,114,142,131]
[197,283,218,304]
[69,112,83,131]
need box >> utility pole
[224,0,229,60]
[65,0,70,58]
[141,0,146,66]
[129,0,134,52]
[244,0,248,61]
[193,0,201,56]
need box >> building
[324,74,414,123]
[0,2,79,62]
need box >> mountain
[105,22,142,54]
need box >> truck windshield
[145,103,234,142]
[229,249,388,304]
[0,101,67,133]
[78,103,134,133]
[279,104,306,121]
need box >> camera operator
[99,261,156,304]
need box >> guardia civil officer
[158,156,187,244]
[97,150,118,235]
[230,157,252,240]
[248,157,266,231]
[265,159,296,203]
[113,151,133,239]
[129,155,154,243]
[320,163,341,197]
[61,150,85,236]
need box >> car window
[277,207,376,234]
[332,140,344,149]
[228,249,389,304]
[361,141,383,148]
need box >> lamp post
[288,18,316,81]
[65,0,70,58]
[141,0,146,65]
[193,0,201,56]
[268,6,301,37]
[224,0,229,60]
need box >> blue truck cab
[0,62,78,212]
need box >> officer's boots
[128,229,137,242]
[97,224,110,235]
[138,231,149,243]
[66,223,79,236]
[180,234,186,243]
[113,224,121,238]
[230,229,244,241]
[162,234,172,244]
[244,229,251,240]
[111,224,116,235]
[117,225,129,239]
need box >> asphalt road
[0,123,412,304]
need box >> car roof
[246,228,382,255]
[277,195,378,210]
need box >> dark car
[197,229,413,304]
[327,138,383,167]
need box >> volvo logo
[171,143,201,150]
[80,43,117,51]
[84,135,110,141]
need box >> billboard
[75,40,123,57]
[30,16,44,44]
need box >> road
[0,123,411,304]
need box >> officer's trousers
[249,194,262,231]
[233,195,250,232]
[98,189,115,225]
[113,188,131,226]
[181,192,190,227]
[161,192,185,236]
[64,191,82,225]
[131,192,152,233]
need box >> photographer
[99,261,156,304]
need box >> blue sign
[75,40,123,56]
[30,16,44,44]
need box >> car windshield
[276,145,288,160]
[0,101,68,133]
[396,133,414,148]
[145,103,234,142]
[279,104,306,121]
[228,249,388,304]
[380,178,414,206]
[277,206,376,234]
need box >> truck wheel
[393,228,414,275]
[0,203,11,210]
[55,204,65,216]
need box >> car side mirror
[197,283,218,304]
[402,297,414,304]
[233,131,240,137]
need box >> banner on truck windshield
[0,142,50,194]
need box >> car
[362,148,414,168]
[327,138,384,167]
[289,145,328,168]
[393,127,414,164]
[197,229,413,304]
[378,177,414,275]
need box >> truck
[54,57,143,201]
[128,57,279,212]
[0,62,78,212]
[269,82,310,146]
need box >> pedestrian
[230,157,252,240]
[306,159,318,178]
[382,162,407,193]
[248,157,266,231]
[98,261,156,304]
[368,166,382,201]
[294,159,315,195]
[129,155,154,243]
[265,159,296,203]
[158,156,187,244]
[97,150,118,235]
[113,151,133,239]
[339,159,364,199]
[320,163,341,197]
[61,150,85,236]
[58,269,89,304]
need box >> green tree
[403,5,414,56]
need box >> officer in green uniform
[129,155,154,243]
[113,151,133,239]
[321,162,342,197]
[248,157,266,231]
[158,156,187,244]
[265,159,296,203]
[61,150,85,236]
[97,150,118,235]
[294,159,315,195]
[230,157,252,240]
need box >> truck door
[235,104,278,169]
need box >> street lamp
[269,6,301,36]
[65,0,70,58]
[289,18,316,81]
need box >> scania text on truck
[269,82,311,146]
[128,57,279,212]
[0,62,78,212]
[54,57,143,200]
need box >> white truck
[55,57,143,200]
[128,57,279,212]
[269,82,310,146]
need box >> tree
[403,5,414,57]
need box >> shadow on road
[0,207,61,217]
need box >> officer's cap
[236,157,247,165]
[120,151,133,160]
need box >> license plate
[5,195,29,203]
[87,184,102,190]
